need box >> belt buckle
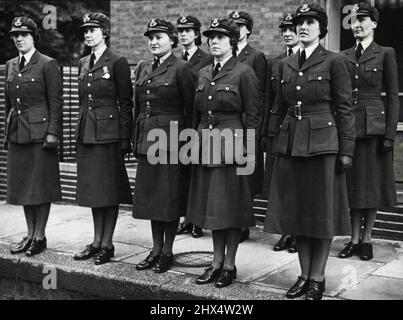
[146,106,151,117]
[352,88,359,105]
[294,105,302,120]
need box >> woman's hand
[379,138,394,154]
[335,155,352,174]
[42,134,59,149]
[120,139,132,157]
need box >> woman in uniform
[73,13,133,265]
[186,18,261,288]
[264,3,355,300]
[338,3,399,261]
[6,17,62,257]
[132,18,196,273]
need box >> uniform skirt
[76,143,131,207]
[132,155,189,222]
[262,137,276,198]
[7,142,61,205]
[346,137,397,209]
[264,154,351,239]
[186,164,255,230]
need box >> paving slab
[372,253,403,279]
[340,275,403,300]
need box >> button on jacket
[342,41,399,140]
[193,56,261,165]
[273,45,355,158]
[75,48,133,144]
[5,50,62,145]
[133,53,196,156]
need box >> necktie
[152,57,160,71]
[212,63,221,78]
[288,48,293,57]
[299,50,306,69]
[19,56,26,71]
[183,51,189,61]
[355,43,363,61]
[89,53,95,69]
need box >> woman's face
[351,16,376,40]
[281,26,299,47]
[238,24,249,42]
[296,17,321,46]
[208,33,232,59]
[12,32,34,54]
[148,32,173,57]
[178,28,197,47]
[84,27,105,48]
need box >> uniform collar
[92,43,108,62]
[19,47,36,64]
[157,51,172,65]
[183,45,198,60]
[236,40,248,56]
[288,44,300,55]
[356,38,373,52]
[214,53,233,69]
[300,42,319,59]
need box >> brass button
[271,77,274,80]
[87,83,91,87]
[146,101,150,105]
[88,94,92,98]
[208,96,212,100]
[88,107,92,110]
[211,82,215,86]
[296,86,301,91]
[109,115,113,118]
[298,72,303,76]
[209,124,213,129]
[318,76,322,80]
[147,90,150,94]
[43,117,46,121]
[374,68,377,72]
[208,110,212,115]
[31,78,35,82]
[356,63,359,67]
[88,73,93,77]
[381,111,385,115]
[226,86,230,90]
[16,85,19,89]
[18,73,22,77]
[165,82,168,86]
[297,101,302,105]
[355,75,359,79]
[328,122,332,126]
[16,98,20,102]
[18,110,21,114]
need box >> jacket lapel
[21,50,40,74]
[300,45,326,71]
[358,41,379,64]
[237,44,250,62]
[213,56,236,81]
[344,47,357,64]
[285,52,300,71]
[149,53,175,78]
[90,48,111,72]
[11,57,19,76]
[189,48,202,66]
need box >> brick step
[373,228,403,241]
[379,206,403,214]
[377,210,403,223]
[374,219,403,232]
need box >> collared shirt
[301,42,320,59]
[91,43,107,64]
[156,51,172,66]
[236,40,248,57]
[287,45,300,56]
[356,38,373,54]
[19,46,36,66]
[183,45,198,61]
[213,54,232,72]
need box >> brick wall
[110,0,325,63]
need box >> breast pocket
[280,74,291,98]
[23,75,44,94]
[95,108,120,141]
[270,73,279,93]
[156,79,178,101]
[308,116,339,155]
[364,64,383,87]
[216,84,239,109]
[307,71,331,98]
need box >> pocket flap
[280,74,291,84]
[365,64,383,72]
[279,117,290,130]
[23,75,42,83]
[365,105,385,116]
[308,71,331,81]
[309,116,336,129]
[96,108,119,120]
[270,73,279,81]
[156,79,176,87]
[216,84,238,94]
[158,114,185,126]
[28,109,48,123]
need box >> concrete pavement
[1,202,403,300]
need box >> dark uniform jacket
[237,44,268,115]
[4,50,62,145]
[75,48,133,144]
[194,57,261,165]
[342,42,399,140]
[187,47,213,72]
[274,45,355,158]
[133,53,196,156]
[261,53,286,138]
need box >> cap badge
[232,11,240,19]
[180,16,187,24]
[149,18,157,27]
[14,18,22,27]
[211,18,219,27]
[285,13,293,21]
[300,4,310,13]
[352,4,359,14]
[83,14,90,23]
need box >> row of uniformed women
[5,1,399,300]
